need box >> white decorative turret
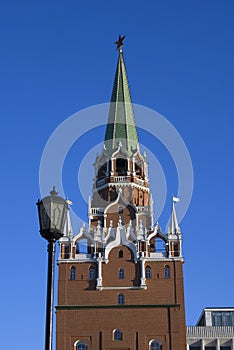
[136,220,146,241]
[104,220,115,243]
[94,220,103,242]
[118,215,123,227]
[126,220,136,241]
[167,196,183,258]
[168,196,181,236]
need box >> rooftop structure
[187,308,234,350]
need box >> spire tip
[115,35,126,51]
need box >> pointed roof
[168,200,181,235]
[104,49,139,156]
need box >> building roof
[168,198,181,235]
[203,307,234,310]
[104,49,139,156]
[196,307,234,326]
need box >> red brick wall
[56,246,186,349]
[56,307,186,350]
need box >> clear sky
[0,1,233,349]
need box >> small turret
[168,196,182,258]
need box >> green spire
[104,50,139,156]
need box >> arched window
[146,266,152,279]
[70,267,76,280]
[164,265,170,278]
[118,206,123,215]
[97,164,106,179]
[150,340,161,350]
[76,238,88,254]
[113,329,122,340]
[76,341,87,350]
[119,268,124,279]
[119,249,123,258]
[155,238,166,253]
[89,267,96,280]
[118,293,125,305]
[116,158,127,175]
[135,161,143,177]
[172,242,179,257]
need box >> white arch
[74,340,87,350]
[111,143,129,159]
[72,225,95,246]
[104,188,137,215]
[104,223,137,260]
[149,339,162,350]
[147,225,168,243]
[132,149,145,161]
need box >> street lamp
[37,186,68,350]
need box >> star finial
[115,35,126,51]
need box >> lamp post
[37,186,68,350]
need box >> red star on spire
[115,35,126,50]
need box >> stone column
[168,240,172,258]
[132,157,136,176]
[140,258,146,288]
[104,213,107,228]
[70,244,73,259]
[97,254,103,289]
[144,161,149,181]
[127,158,131,175]
[110,158,115,175]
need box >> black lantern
[37,186,68,241]
[37,186,68,350]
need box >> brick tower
[56,40,186,350]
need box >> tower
[56,40,186,350]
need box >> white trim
[104,224,137,260]
[103,222,115,243]
[111,145,129,159]
[94,182,150,193]
[132,150,145,162]
[149,339,162,350]
[57,257,96,263]
[104,188,137,215]
[72,227,95,246]
[145,257,184,262]
[97,256,103,288]
[147,226,168,243]
[74,340,87,347]
[99,286,144,290]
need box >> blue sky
[0,1,233,349]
